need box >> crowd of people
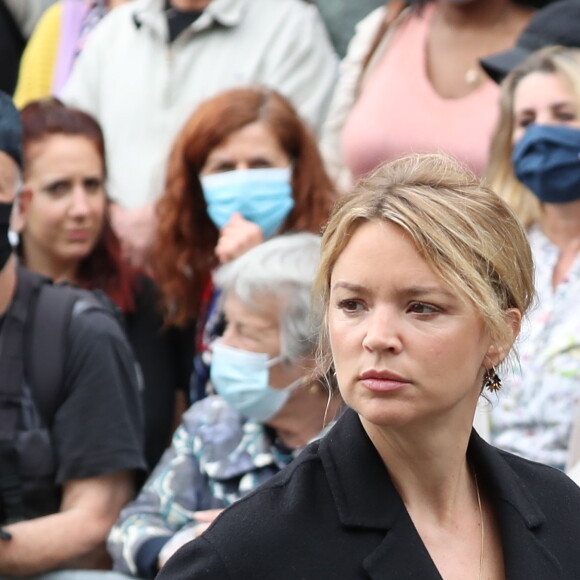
[2,0,580,578]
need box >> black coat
[158,409,580,580]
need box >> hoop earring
[483,367,501,392]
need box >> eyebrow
[516,100,576,115]
[331,281,456,300]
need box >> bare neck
[168,0,211,11]
[360,404,476,520]
[0,256,17,316]
[435,0,530,29]
[22,246,78,286]
[267,386,343,450]
[541,200,580,252]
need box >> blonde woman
[486,46,580,469]
[157,154,580,580]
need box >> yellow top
[14,2,62,109]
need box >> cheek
[25,199,66,235]
[328,314,359,372]
[328,314,346,355]
[91,197,107,227]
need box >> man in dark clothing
[0,92,146,576]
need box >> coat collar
[320,409,562,580]
[133,0,247,39]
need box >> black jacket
[158,409,580,580]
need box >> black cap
[480,0,580,84]
[0,92,22,168]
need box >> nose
[361,306,403,355]
[68,187,90,218]
[534,112,558,127]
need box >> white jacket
[62,0,337,209]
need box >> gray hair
[213,233,322,362]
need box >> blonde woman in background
[486,46,580,470]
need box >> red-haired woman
[153,87,336,400]
[16,98,192,471]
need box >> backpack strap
[26,282,79,426]
[0,267,45,523]
[0,268,43,438]
[27,278,115,426]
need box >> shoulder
[355,4,387,36]
[82,0,142,40]
[33,1,62,32]
[180,396,255,446]
[157,441,337,579]
[127,274,162,322]
[68,297,128,344]
[500,449,580,504]
[204,439,325,527]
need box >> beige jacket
[62,0,338,209]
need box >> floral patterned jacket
[491,225,580,469]
[108,395,324,577]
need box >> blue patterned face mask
[201,167,294,237]
[210,341,302,422]
[512,124,580,204]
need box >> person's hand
[192,509,223,525]
[157,510,223,568]
[110,203,157,270]
[215,213,263,264]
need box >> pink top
[342,3,499,178]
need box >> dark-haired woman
[17,99,192,471]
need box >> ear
[484,308,522,368]
[12,186,33,233]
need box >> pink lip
[358,369,410,393]
[67,230,90,241]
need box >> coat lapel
[320,410,443,580]
[469,433,562,580]
[320,411,562,580]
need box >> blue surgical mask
[201,167,294,237]
[512,124,580,204]
[210,340,302,422]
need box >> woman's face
[328,221,494,430]
[512,72,580,144]
[20,135,106,268]
[221,291,303,389]
[200,122,291,176]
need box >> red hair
[153,87,336,327]
[20,98,137,312]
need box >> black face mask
[0,201,14,271]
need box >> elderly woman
[108,232,342,579]
[158,154,580,579]
[486,46,580,469]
